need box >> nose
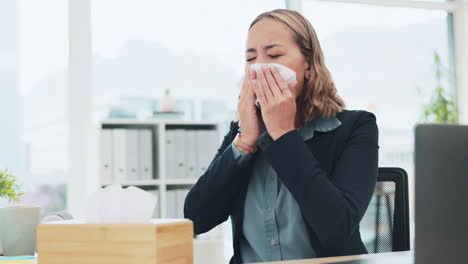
[255,52,271,64]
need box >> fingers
[285,80,297,97]
[263,66,283,97]
[242,64,251,94]
[257,66,273,101]
[239,67,257,105]
[251,79,267,107]
[239,77,248,102]
[249,66,257,81]
[250,65,296,108]
[240,64,251,96]
[282,84,294,97]
[288,80,297,90]
[243,65,256,102]
[270,67,290,94]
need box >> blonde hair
[246,9,345,122]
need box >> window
[92,0,285,128]
[0,0,68,214]
[304,0,453,171]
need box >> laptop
[414,124,468,264]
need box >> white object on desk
[85,185,156,223]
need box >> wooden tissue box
[37,219,194,264]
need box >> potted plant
[0,169,39,256]
[419,51,458,123]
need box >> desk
[251,251,413,264]
[0,251,413,264]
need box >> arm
[184,121,254,235]
[263,112,379,255]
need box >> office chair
[360,167,410,253]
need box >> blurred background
[0,0,467,262]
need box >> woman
[184,9,378,264]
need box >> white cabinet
[99,119,221,218]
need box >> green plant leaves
[421,51,458,124]
[0,169,24,202]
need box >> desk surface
[0,251,413,264]
[251,251,413,264]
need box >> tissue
[250,63,296,84]
[249,63,296,107]
[85,185,157,223]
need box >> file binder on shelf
[165,130,176,179]
[100,129,113,185]
[138,129,153,180]
[173,129,186,179]
[126,129,139,181]
[185,130,197,179]
[195,130,207,175]
[112,129,127,184]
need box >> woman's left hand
[251,66,298,141]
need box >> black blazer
[184,110,379,264]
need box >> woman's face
[246,18,309,98]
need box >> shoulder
[336,109,376,127]
[335,109,378,141]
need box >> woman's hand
[238,66,263,146]
[251,66,298,141]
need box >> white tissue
[85,185,157,223]
[250,63,296,84]
[249,63,296,107]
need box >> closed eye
[246,55,281,62]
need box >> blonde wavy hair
[244,9,345,122]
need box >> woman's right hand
[238,66,263,146]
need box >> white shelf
[102,119,220,126]
[166,179,198,185]
[99,119,221,219]
[102,180,161,186]
[101,179,199,186]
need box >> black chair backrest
[360,167,410,253]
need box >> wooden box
[37,219,194,264]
